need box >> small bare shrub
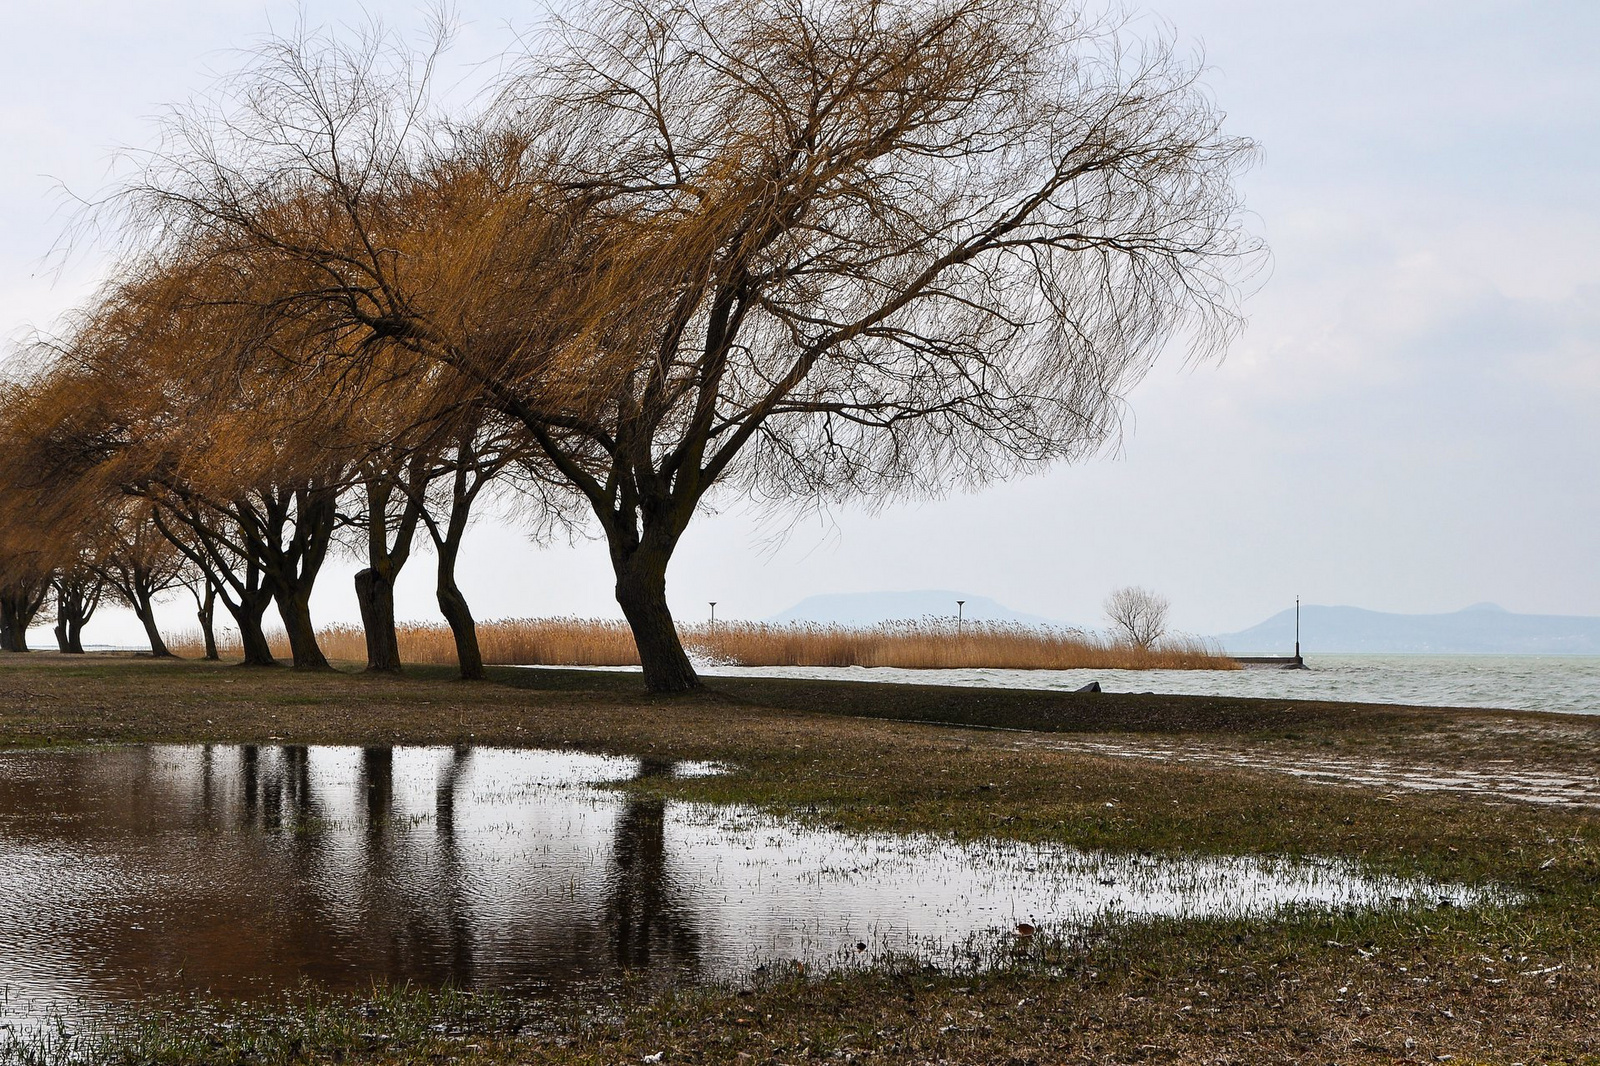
[1103,586,1172,649]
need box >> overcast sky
[3,1,1597,646]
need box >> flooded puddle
[0,744,1501,1031]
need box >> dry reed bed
[168,618,1237,671]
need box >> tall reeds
[686,620,1233,670]
[167,617,1237,671]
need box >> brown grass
[685,619,1234,670]
[166,617,1237,671]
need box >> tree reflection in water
[0,742,1486,1034]
[605,759,701,970]
[0,742,705,1017]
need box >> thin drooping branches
[2,0,1259,687]
[475,0,1263,689]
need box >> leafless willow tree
[1103,585,1170,648]
[480,0,1261,689]
[3,257,370,669]
[111,17,603,675]
[112,0,1260,691]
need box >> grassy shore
[2,653,1598,1064]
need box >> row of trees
[0,0,1259,691]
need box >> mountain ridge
[764,590,1600,654]
[1219,603,1600,655]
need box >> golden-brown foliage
[168,617,1235,671]
[6,0,1260,687]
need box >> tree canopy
[0,0,1261,689]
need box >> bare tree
[9,258,361,670]
[1103,585,1169,649]
[116,0,1261,692]
[113,18,609,676]
[475,0,1261,690]
[155,507,281,666]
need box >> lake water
[682,655,1600,716]
[0,744,1498,1033]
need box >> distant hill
[767,590,1068,628]
[1219,602,1600,655]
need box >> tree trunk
[239,484,336,672]
[357,477,419,673]
[430,481,484,681]
[226,593,278,667]
[136,606,171,657]
[239,623,276,667]
[133,591,172,658]
[436,545,483,680]
[613,549,699,693]
[52,583,93,653]
[276,591,330,671]
[5,620,31,652]
[198,584,220,661]
[0,600,19,652]
[355,568,403,672]
[0,592,44,653]
[54,605,72,653]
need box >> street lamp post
[956,600,966,639]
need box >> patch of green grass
[0,984,531,1066]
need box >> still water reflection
[0,744,1495,1028]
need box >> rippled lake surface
[673,655,1600,715]
[0,745,1498,1030]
